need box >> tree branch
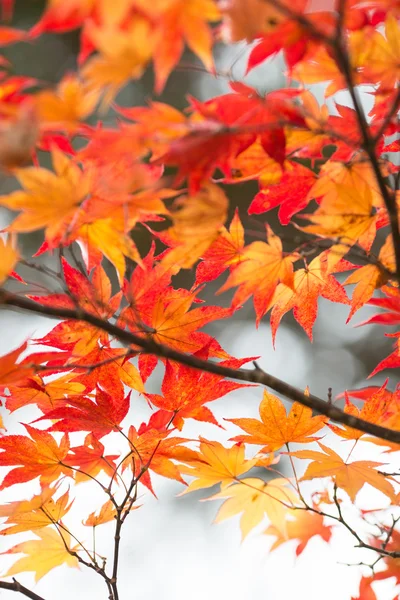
[1,290,400,444]
[0,579,46,600]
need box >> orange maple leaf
[145,350,253,430]
[83,500,117,527]
[141,0,220,93]
[269,253,350,341]
[264,508,332,556]
[0,425,70,490]
[219,224,298,324]
[289,442,396,502]
[31,259,121,357]
[328,384,397,441]
[345,234,396,321]
[228,390,326,452]
[65,433,119,484]
[122,410,196,495]
[5,373,86,414]
[195,209,245,285]
[34,385,130,438]
[0,486,72,535]
[0,342,38,390]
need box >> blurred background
[0,2,398,599]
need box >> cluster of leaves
[0,1,398,599]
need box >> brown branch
[0,579,46,600]
[2,290,400,444]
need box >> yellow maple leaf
[362,15,400,89]
[0,147,91,248]
[160,183,228,273]
[76,218,142,284]
[207,477,298,539]
[35,75,100,133]
[2,527,79,582]
[0,486,71,535]
[82,17,154,108]
[302,180,377,266]
[178,438,258,493]
[0,237,18,285]
[345,233,396,321]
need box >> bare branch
[0,579,46,600]
[1,290,400,444]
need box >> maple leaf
[269,252,350,341]
[355,285,400,327]
[264,509,333,556]
[218,224,298,325]
[145,349,253,430]
[159,182,229,272]
[31,258,121,356]
[206,477,299,540]
[301,180,377,252]
[69,346,144,397]
[219,0,307,43]
[35,74,99,134]
[362,15,400,90]
[122,257,232,357]
[122,410,196,495]
[115,101,189,159]
[289,442,396,502]
[195,208,245,285]
[0,236,19,285]
[228,390,326,453]
[328,385,397,440]
[74,218,143,284]
[158,85,304,192]
[4,374,86,414]
[178,439,258,494]
[30,0,95,37]
[0,425,70,490]
[83,500,117,527]
[0,342,39,390]
[64,433,119,484]
[291,27,370,97]
[142,0,220,93]
[35,385,130,438]
[345,234,396,321]
[1,527,79,582]
[368,333,400,377]
[248,162,317,225]
[0,147,90,248]
[0,486,72,535]
[82,17,154,107]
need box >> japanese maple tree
[0,0,399,599]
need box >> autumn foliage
[0,0,398,599]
